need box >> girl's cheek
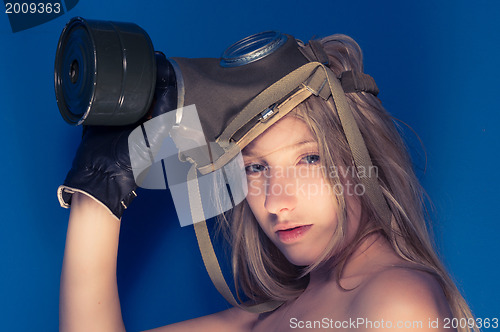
[246,176,265,198]
[294,169,328,198]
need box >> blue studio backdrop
[1,0,499,331]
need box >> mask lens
[221,31,287,67]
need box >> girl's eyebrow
[242,139,318,159]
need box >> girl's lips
[276,225,312,243]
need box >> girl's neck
[307,232,389,288]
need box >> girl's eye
[300,154,320,165]
[245,164,267,174]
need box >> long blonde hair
[222,34,476,331]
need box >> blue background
[1,0,499,331]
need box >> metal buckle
[259,103,278,123]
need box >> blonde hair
[221,34,476,331]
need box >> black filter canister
[54,17,156,126]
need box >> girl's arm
[60,193,125,332]
[59,193,258,332]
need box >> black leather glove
[57,52,178,220]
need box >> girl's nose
[263,169,297,215]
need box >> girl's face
[242,116,339,266]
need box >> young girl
[58,34,476,331]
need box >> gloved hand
[57,52,178,220]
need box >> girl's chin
[282,251,318,267]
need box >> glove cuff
[57,168,138,220]
[57,185,122,221]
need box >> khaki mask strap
[321,66,392,223]
[198,87,314,175]
[217,62,324,147]
[198,64,331,175]
[187,165,283,313]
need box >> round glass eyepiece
[221,31,287,68]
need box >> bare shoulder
[350,266,454,331]
[142,307,259,332]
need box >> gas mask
[55,17,390,312]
